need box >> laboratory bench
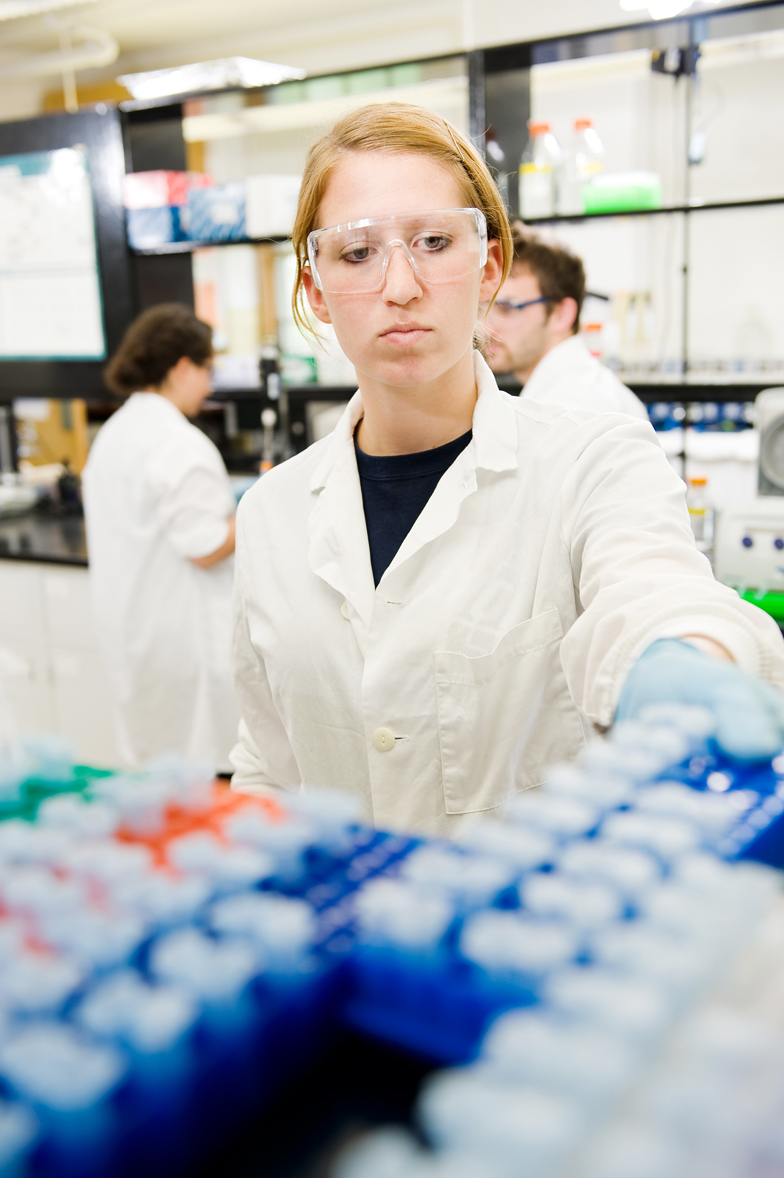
[0,506,87,567]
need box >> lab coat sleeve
[149,437,233,561]
[229,500,302,794]
[558,418,784,728]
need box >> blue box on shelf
[126,207,183,250]
[185,183,246,243]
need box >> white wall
[0,77,48,124]
[0,0,768,124]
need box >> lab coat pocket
[436,609,564,815]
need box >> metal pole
[467,49,486,157]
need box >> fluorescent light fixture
[0,0,97,19]
[620,0,728,17]
[118,57,305,100]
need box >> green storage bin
[582,172,663,215]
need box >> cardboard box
[123,171,212,210]
[245,174,301,238]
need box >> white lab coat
[83,393,239,770]
[522,335,649,420]
[231,354,784,836]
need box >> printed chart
[0,147,106,359]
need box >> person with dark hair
[82,304,239,770]
[484,225,647,420]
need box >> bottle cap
[520,872,622,929]
[418,1067,580,1158]
[528,121,551,135]
[332,1126,422,1178]
[78,971,198,1054]
[689,476,707,486]
[401,845,515,907]
[557,839,660,896]
[209,892,316,965]
[354,877,453,952]
[482,1009,634,1099]
[150,928,258,1002]
[0,1025,126,1110]
[460,910,579,976]
[574,117,593,129]
[545,966,670,1040]
[459,819,554,870]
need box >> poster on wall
[0,146,106,360]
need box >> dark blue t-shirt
[355,429,473,586]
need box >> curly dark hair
[104,304,213,397]
[510,222,586,334]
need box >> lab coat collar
[307,351,519,624]
[127,391,188,422]
[309,351,518,493]
[525,334,589,390]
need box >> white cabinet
[0,562,45,636]
[50,645,120,768]
[0,630,53,734]
[0,560,122,769]
[41,567,97,647]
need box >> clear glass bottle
[687,476,715,556]
[519,121,561,219]
[558,117,606,214]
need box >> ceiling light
[0,0,97,19]
[118,57,305,101]
[620,0,727,17]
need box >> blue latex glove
[614,638,784,762]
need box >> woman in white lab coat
[83,304,239,770]
[230,104,784,836]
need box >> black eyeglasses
[490,296,551,315]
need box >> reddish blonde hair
[291,102,512,335]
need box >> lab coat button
[341,600,350,620]
[372,727,395,751]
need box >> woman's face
[158,355,213,417]
[303,151,503,392]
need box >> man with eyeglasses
[484,226,648,421]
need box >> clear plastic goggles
[307,207,488,295]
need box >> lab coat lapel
[308,393,376,627]
[381,354,519,582]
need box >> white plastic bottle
[558,118,605,215]
[686,476,715,556]
[519,121,561,219]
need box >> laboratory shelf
[628,382,776,403]
[496,379,775,403]
[524,193,784,227]
[131,234,290,255]
[128,194,784,254]
[207,385,357,403]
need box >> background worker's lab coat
[83,393,239,770]
[521,334,649,420]
[231,354,784,837]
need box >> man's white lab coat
[231,354,784,836]
[522,334,649,420]
[83,393,239,770]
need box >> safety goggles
[488,296,551,317]
[307,208,488,295]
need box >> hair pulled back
[291,102,513,335]
[104,304,213,397]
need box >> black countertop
[0,509,88,566]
